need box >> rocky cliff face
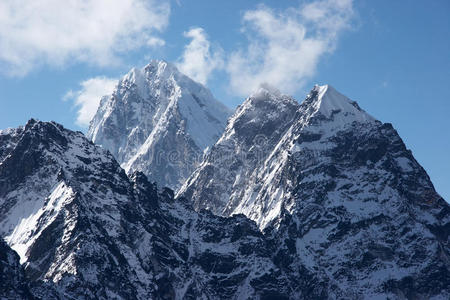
[87,60,231,191]
[180,84,450,298]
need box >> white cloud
[147,37,166,48]
[0,0,170,76]
[64,77,117,127]
[176,27,224,85]
[227,0,354,96]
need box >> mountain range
[1,60,449,299]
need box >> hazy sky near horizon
[0,0,449,200]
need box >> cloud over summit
[64,77,117,127]
[176,28,224,85]
[227,0,354,96]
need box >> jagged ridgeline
[0,64,449,299]
[181,84,450,297]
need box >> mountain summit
[88,60,231,191]
[302,84,375,127]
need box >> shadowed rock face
[0,239,34,299]
[87,60,231,191]
[180,84,450,298]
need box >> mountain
[1,84,449,299]
[87,60,231,191]
[179,84,300,218]
[0,120,302,299]
[179,84,450,298]
[0,119,146,298]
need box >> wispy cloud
[0,0,170,76]
[64,77,117,127]
[147,37,166,48]
[176,27,224,85]
[227,0,354,96]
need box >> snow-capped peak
[306,84,375,124]
[87,59,231,190]
[144,59,178,77]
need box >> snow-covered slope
[180,84,450,298]
[87,60,231,191]
[179,84,300,215]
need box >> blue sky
[0,0,449,200]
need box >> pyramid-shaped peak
[305,84,375,124]
[87,59,231,190]
[137,59,213,90]
[118,59,215,101]
[313,84,352,114]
